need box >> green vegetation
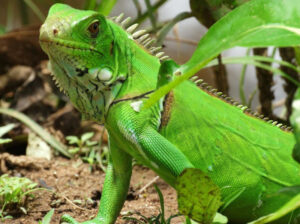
[66,131,108,171]
[144,0,300,107]
[0,124,15,145]
[0,174,41,221]
[38,209,55,224]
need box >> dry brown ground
[0,153,184,224]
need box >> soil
[0,153,183,224]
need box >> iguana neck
[108,20,161,102]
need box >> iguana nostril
[53,29,58,35]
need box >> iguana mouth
[40,39,103,56]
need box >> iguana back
[159,80,299,222]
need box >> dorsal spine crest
[110,13,169,61]
[189,76,292,132]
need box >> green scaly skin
[39,4,300,224]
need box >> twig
[55,187,88,211]
[214,54,229,94]
[136,176,159,195]
[279,47,299,120]
[60,194,88,211]
[23,0,45,21]
[247,88,257,108]
[273,99,286,109]
[253,48,275,119]
[156,12,192,45]
[130,0,167,25]
[132,0,142,16]
[145,0,157,30]
[165,36,198,46]
[256,99,286,111]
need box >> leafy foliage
[0,174,40,220]
[38,209,55,224]
[144,0,300,108]
[66,131,108,172]
[248,193,300,224]
[66,132,97,155]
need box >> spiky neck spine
[107,18,162,101]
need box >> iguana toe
[61,214,101,224]
[61,214,80,224]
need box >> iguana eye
[88,21,99,38]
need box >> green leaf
[66,136,79,145]
[0,139,12,144]
[294,46,300,65]
[154,184,165,222]
[176,168,222,223]
[84,0,97,10]
[213,213,228,224]
[248,193,300,224]
[68,147,80,154]
[86,140,98,146]
[290,88,300,163]
[186,0,300,71]
[81,132,94,143]
[96,0,118,16]
[144,0,300,108]
[0,25,5,35]
[0,124,15,138]
[3,215,13,219]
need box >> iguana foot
[61,214,101,224]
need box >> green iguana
[39,3,300,224]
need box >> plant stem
[132,0,142,16]
[97,0,118,16]
[130,0,167,25]
[239,48,251,105]
[156,12,192,45]
[23,0,45,21]
[84,0,97,10]
[19,0,29,25]
[248,88,257,108]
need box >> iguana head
[39,4,124,122]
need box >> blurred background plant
[0,174,42,220]
[66,130,108,172]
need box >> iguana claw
[61,214,99,224]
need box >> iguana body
[39,4,300,224]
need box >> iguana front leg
[133,126,194,186]
[108,103,195,185]
[61,138,132,224]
